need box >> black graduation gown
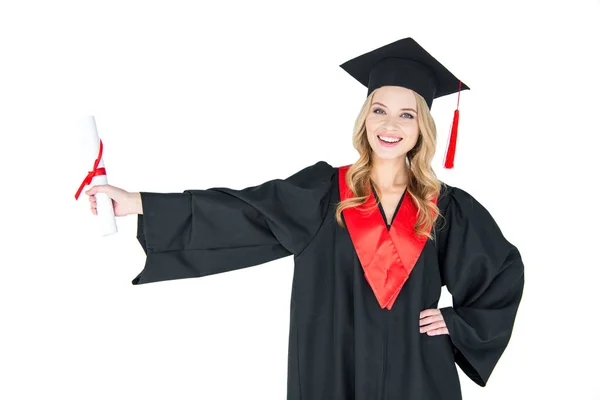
[133,161,525,400]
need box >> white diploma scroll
[76,116,118,236]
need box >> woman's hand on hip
[419,308,448,336]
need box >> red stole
[338,165,438,310]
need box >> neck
[370,156,409,190]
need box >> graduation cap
[339,37,469,169]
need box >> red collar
[338,165,438,310]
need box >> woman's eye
[373,108,414,119]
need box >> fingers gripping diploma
[419,308,449,336]
[85,185,141,217]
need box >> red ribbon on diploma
[74,139,106,200]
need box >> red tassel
[443,109,459,169]
[443,81,462,169]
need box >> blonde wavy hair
[334,88,446,240]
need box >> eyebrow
[372,102,417,113]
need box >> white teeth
[378,135,402,143]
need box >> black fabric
[133,161,525,399]
[339,37,469,108]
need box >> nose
[381,118,403,132]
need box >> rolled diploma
[77,116,118,236]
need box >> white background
[1,0,599,399]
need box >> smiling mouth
[377,135,403,143]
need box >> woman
[85,37,525,400]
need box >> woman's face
[365,86,420,161]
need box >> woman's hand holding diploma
[85,185,143,216]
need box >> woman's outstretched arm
[88,161,336,285]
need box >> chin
[371,148,408,161]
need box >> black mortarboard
[339,37,468,109]
[339,37,469,168]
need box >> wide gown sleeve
[132,161,335,285]
[436,185,525,387]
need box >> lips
[377,135,403,143]
[377,134,403,148]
